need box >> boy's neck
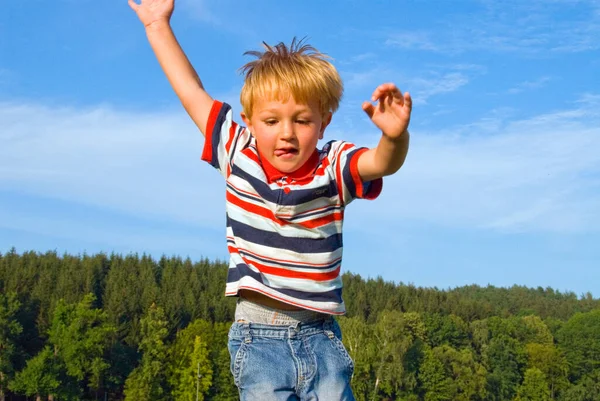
[259,149,320,183]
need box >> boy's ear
[319,112,333,140]
[241,112,252,128]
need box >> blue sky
[1,0,599,297]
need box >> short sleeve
[325,140,383,206]
[201,101,252,179]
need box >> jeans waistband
[234,298,328,326]
[229,316,339,340]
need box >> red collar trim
[258,149,320,182]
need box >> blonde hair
[239,38,343,119]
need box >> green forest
[0,249,599,401]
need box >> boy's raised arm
[357,83,412,182]
[129,0,214,136]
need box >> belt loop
[243,324,252,344]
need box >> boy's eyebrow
[256,106,313,115]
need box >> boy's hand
[362,83,412,140]
[128,0,174,29]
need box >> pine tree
[167,319,214,401]
[48,294,115,396]
[208,322,237,401]
[104,253,159,346]
[9,347,65,401]
[124,303,169,401]
[170,336,212,401]
[0,292,23,401]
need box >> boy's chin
[272,157,304,173]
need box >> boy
[130,0,411,399]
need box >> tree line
[0,249,598,401]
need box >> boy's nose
[280,122,295,139]
[280,130,294,139]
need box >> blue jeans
[228,318,355,400]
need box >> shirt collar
[258,149,320,183]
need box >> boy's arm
[357,83,412,182]
[129,0,213,135]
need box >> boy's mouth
[274,148,299,157]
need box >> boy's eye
[296,120,310,125]
[264,119,278,126]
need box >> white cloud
[342,70,384,88]
[177,0,220,25]
[410,72,470,105]
[350,93,600,233]
[386,0,600,55]
[339,52,377,65]
[340,65,474,106]
[1,93,599,239]
[0,204,223,258]
[385,32,438,52]
[507,76,552,94]
[0,102,225,229]
[172,0,260,45]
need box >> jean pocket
[324,329,355,376]
[227,336,248,387]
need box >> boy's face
[241,95,331,174]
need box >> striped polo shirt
[201,100,383,314]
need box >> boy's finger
[372,83,399,102]
[371,84,387,101]
[404,92,412,110]
[383,83,398,94]
[128,0,139,11]
[370,89,380,102]
[362,102,375,119]
[371,87,385,101]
